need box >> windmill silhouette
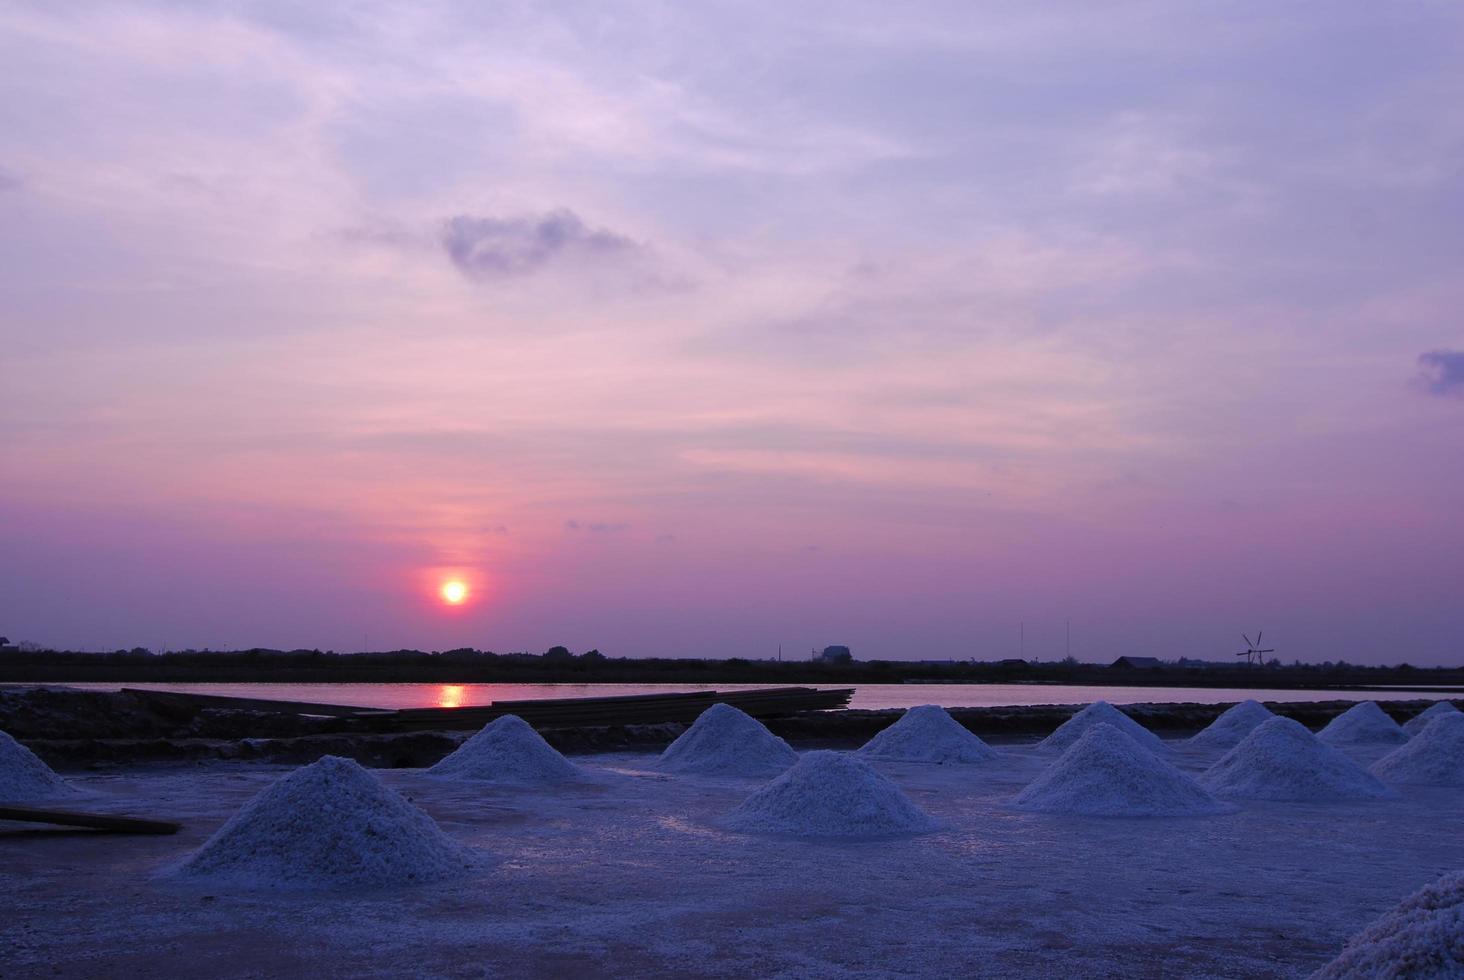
[1237,631,1275,667]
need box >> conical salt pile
[1200,717,1395,802]
[1403,701,1461,737]
[428,715,581,785]
[1317,701,1409,746]
[0,729,77,802]
[1186,700,1273,752]
[172,756,472,889]
[1311,871,1464,979]
[1372,713,1464,787]
[721,751,941,838]
[1013,723,1228,817]
[857,705,998,764]
[1038,701,1166,755]
[657,703,798,777]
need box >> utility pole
[1066,619,1070,659]
[1020,621,1024,659]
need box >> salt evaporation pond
[53,680,1463,711]
[7,707,1464,976]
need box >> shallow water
[53,680,1451,711]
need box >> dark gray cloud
[443,209,635,278]
[1417,349,1464,397]
[565,519,630,533]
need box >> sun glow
[440,579,469,605]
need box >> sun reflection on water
[437,684,466,709]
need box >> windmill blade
[1242,634,1254,648]
[1255,630,1263,647]
[1258,648,1275,654]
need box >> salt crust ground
[1311,871,1464,979]
[428,714,582,785]
[1202,717,1397,802]
[656,702,798,777]
[169,755,473,889]
[721,750,942,839]
[1038,700,1167,755]
[7,739,1464,977]
[1014,723,1229,817]
[0,728,78,801]
[857,704,998,764]
[1186,699,1274,752]
[1371,713,1464,787]
[1402,701,1461,737]
[1317,700,1410,746]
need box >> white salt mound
[1311,871,1464,979]
[1317,701,1409,746]
[172,755,472,889]
[857,705,998,764]
[721,750,941,839]
[1039,701,1166,755]
[1186,699,1274,751]
[1372,713,1464,787]
[1014,723,1229,817]
[0,729,77,802]
[1403,701,1461,737]
[1201,716,1396,802]
[657,703,798,777]
[428,714,581,785]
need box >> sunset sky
[2,2,1461,663]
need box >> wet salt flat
[55,680,1459,711]
[3,736,1459,978]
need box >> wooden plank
[358,687,855,731]
[121,684,855,731]
[0,805,181,835]
[489,689,724,708]
[121,688,372,717]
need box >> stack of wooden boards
[121,686,855,732]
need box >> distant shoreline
[3,647,1461,690]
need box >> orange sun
[439,579,469,605]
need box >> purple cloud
[443,210,636,279]
[1417,350,1464,397]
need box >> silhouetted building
[818,645,853,664]
[1110,656,1164,669]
